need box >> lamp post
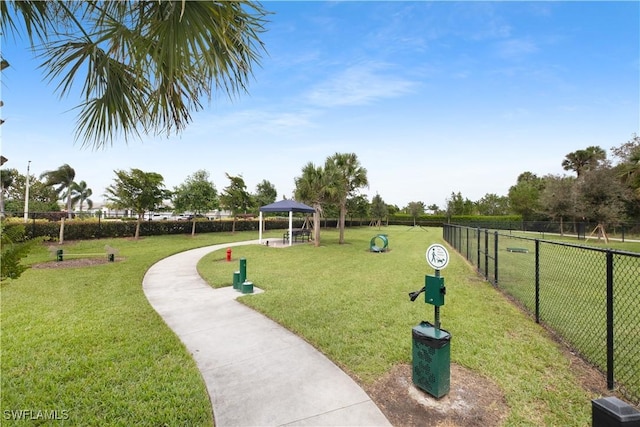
[23,160,31,223]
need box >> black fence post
[535,239,540,324]
[476,228,481,270]
[466,227,470,260]
[484,230,489,281]
[606,250,614,390]
[494,231,499,285]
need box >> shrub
[0,221,44,281]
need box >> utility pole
[23,160,31,223]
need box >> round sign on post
[426,244,449,270]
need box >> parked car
[145,212,170,221]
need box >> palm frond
[4,0,269,149]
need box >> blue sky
[1,1,639,209]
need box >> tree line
[0,150,369,244]
[436,136,640,237]
[3,135,640,240]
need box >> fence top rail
[446,224,640,258]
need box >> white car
[146,213,169,221]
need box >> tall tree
[475,193,510,216]
[508,172,544,221]
[294,162,333,246]
[325,153,368,244]
[70,180,93,212]
[370,193,388,228]
[1,1,268,148]
[3,172,59,214]
[254,179,277,210]
[562,146,607,177]
[173,170,219,236]
[346,194,370,224]
[574,166,631,241]
[445,192,474,216]
[612,134,640,217]
[538,175,576,235]
[40,164,76,218]
[104,169,169,239]
[219,173,252,233]
[406,201,425,226]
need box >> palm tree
[325,153,369,244]
[1,2,268,149]
[70,181,93,213]
[562,146,607,177]
[40,164,76,218]
[294,163,334,247]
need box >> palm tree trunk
[313,204,321,247]
[59,217,65,244]
[66,192,73,218]
[191,220,196,236]
[339,201,346,244]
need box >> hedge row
[21,216,545,242]
[387,214,522,227]
[21,215,528,241]
[23,218,313,240]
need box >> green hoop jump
[370,234,389,253]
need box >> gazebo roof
[259,199,315,213]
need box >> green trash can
[412,321,451,398]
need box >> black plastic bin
[411,321,451,398]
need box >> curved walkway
[142,240,391,427]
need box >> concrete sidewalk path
[142,240,391,427]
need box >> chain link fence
[444,224,640,407]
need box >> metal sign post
[426,243,449,330]
[408,243,452,398]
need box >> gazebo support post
[259,211,263,244]
[289,211,293,246]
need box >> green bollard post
[233,271,241,291]
[57,249,63,262]
[239,258,247,284]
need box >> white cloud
[188,109,318,138]
[305,63,418,107]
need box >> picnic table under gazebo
[258,200,315,246]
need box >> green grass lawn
[199,226,604,426]
[495,229,640,253]
[1,226,610,426]
[1,232,251,426]
[479,230,640,404]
